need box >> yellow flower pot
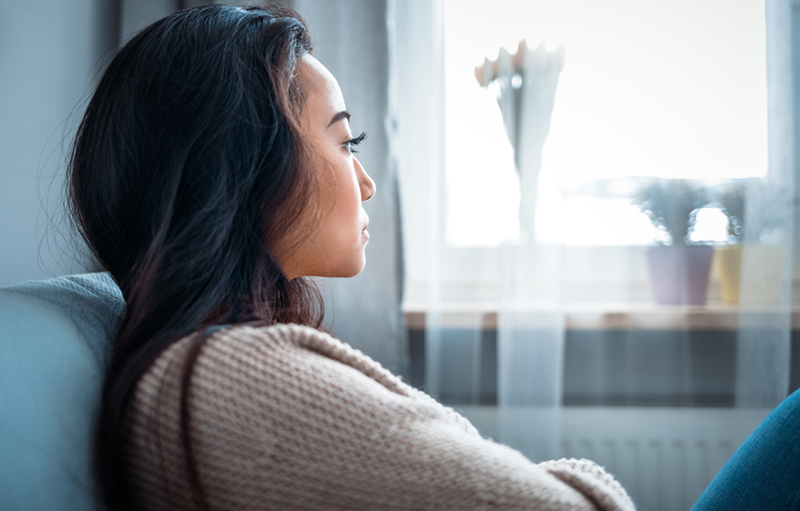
[713,245,742,305]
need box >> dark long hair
[67,5,322,510]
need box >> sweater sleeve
[126,324,635,511]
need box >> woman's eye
[345,131,367,154]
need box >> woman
[69,5,634,510]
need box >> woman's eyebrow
[328,110,351,128]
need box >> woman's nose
[356,158,376,201]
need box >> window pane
[445,0,767,246]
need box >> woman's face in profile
[278,55,376,280]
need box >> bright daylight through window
[444,0,766,247]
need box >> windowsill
[403,304,800,331]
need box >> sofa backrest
[0,273,124,511]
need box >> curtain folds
[488,43,567,462]
[736,0,795,409]
[409,0,796,482]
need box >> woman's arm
[126,324,634,511]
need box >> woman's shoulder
[128,322,476,476]
[127,322,423,510]
[135,323,426,425]
[132,322,475,450]
[148,323,411,398]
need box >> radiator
[457,406,771,511]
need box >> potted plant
[714,182,744,305]
[716,179,787,306]
[634,179,713,305]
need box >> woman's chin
[340,251,368,278]
[343,257,367,278]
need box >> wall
[0,0,118,286]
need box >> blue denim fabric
[692,388,800,511]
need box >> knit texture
[125,324,635,510]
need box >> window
[444,0,767,247]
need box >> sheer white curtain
[398,0,796,481]
[476,44,568,461]
[736,0,795,409]
[396,0,570,461]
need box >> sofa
[0,273,124,511]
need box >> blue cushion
[0,273,124,511]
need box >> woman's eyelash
[346,131,367,153]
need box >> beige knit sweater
[125,324,635,510]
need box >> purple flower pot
[645,246,714,305]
